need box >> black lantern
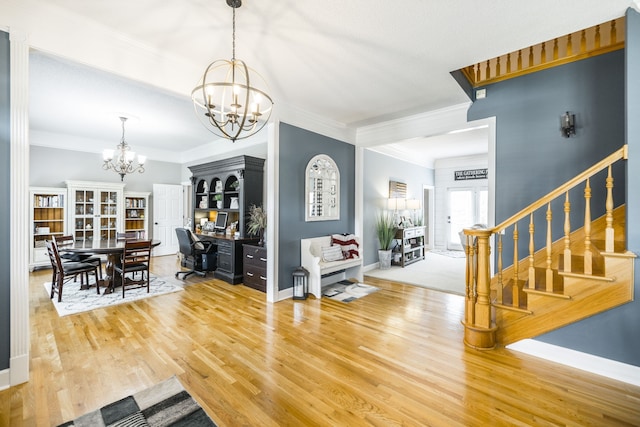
[292,266,309,300]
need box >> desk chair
[45,240,100,302]
[53,235,103,283]
[175,228,216,279]
[114,240,152,297]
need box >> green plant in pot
[247,204,267,246]
[376,212,397,270]
[213,194,223,208]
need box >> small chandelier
[191,0,273,142]
[102,116,146,181]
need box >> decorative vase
[216,200,222,209]
[230,197,239,209]
[378,249,392,270]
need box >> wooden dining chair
[53,235,103,282]
[113,239,152,298]
[116,232,138,241]
[45,240,100,302]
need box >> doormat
[429,249,466,258]
[58,376,216,426]
[322,280,379,302]
[44,275,184,317]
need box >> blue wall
[278,122,355,291]
[468,11,639,366]
[0,31,10,371]
[362,149,434,266]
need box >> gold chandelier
[102,116,146,181]
[191,0,273,142]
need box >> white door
[447,187,488,250]
[152,184,184,256]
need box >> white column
[9,29,30,386]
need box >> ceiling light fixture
[191,0,273,142]
[102,116,146,181]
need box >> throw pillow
[321,245,344,262]
[331,234,359,259]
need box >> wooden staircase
[462,146,635,349]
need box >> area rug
[58,375,216,426]
[44,275,184,317]
[429,249,466,258]
[322,280,380,302]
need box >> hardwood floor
[2,255,639,426]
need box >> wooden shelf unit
[392,226,425,267]
[29,187,67,270]
[124,192,150,239]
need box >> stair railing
[462,145,627,349]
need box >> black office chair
[175,228,216,279]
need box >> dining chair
[45,240,100,302]
[116,232,138,241]
[113,239,152,298]
[53,235,103,282]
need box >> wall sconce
[561,111,576,138]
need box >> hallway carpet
[365,250,466,295]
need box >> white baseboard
[276,287,293,302]
[362,262,378,273]
[507,339,640,387]
[0,368,9,391]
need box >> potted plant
[247,204,267,246]
[214,194,223,209]
[376,212,397,270]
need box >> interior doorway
[422,185,435,249]
[446,187,488,250]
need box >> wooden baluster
[512,223,519,308]
[517,50,522,71]
[580,30,587,53]
[595,25,601,49]
[545,203,554,292]
[540,41,547,64]
[611,20,617,44]
[506,53,512,74]
[567,33,573,56]
[528,213,535,290]
[474,231,492,330]
[495,57,501,77]
[553,38,559,60]
[584,179,592,274]
[497,232,503,304]
[465,234,475,324]
[563,191,572,272]
[605,164,614,252]
[485,60,491,80]
[476,63,481,83]
[528,46,534,67]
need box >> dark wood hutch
[188,155,264,284]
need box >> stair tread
[557,254,605,276]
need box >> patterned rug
[58,376,216,426]
[322,280,380,302]
[44,275,184,317]
[429,249,466,258]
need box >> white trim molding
[508,339,640,387]
[9,29,30,386]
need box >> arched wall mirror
[305,154,340,221]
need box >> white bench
[300,236,363,299]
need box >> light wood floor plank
[0,255,639,426]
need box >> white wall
[434,154,488,249]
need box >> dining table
[64,239,161,294]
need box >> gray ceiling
[5,0,634,166]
